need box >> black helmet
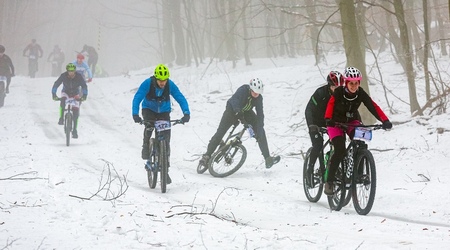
[0,45,5,53]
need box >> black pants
[308,131,324,168]
[205,106,270,159]
[59,97,80,130]
[142,109,171,149]
[327,136,346,182]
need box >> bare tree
[393,0,422,115]
[339,0,373,123]
[423,0,431,100]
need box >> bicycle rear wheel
[352,149,376,215]
[147,138,158,189]
[303,147,323,202]
[327,163,346,211]
[159,140,169,193]
[65,112,72,146]
[208,143,247,178]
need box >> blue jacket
[132,77,190,116]
[72,60,92,79]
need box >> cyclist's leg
[205,108,234,157]
[246,111,279,167]
[6,76,11,93]
[59,94,67,124]
[328,136,345,180]
[141,109,157,159]
[308,131,324,167]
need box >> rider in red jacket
[323,66,392,196]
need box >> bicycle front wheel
[327,163,346,211]
[159,140,169,193]
[352,149,376,215]
[65,113,72,146]
[302,147,323,202]
[209,143,247,178]
[147,138,158,189]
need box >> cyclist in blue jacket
[198,78,280,169]
[132,64,190,184]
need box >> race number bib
[0,76,6,81]
[29,55,36,59]
[154,120,171,132]
[354,127,372,141]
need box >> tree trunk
[423,0,431,101]
[162,1,175,64]
[305,0,323,65]
[242,0,252,65]
[339,0,374,124]
[434,0,448,56]
[393,0,422,114]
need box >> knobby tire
[327,162,346,211]
[208,143,247,178]
[352,149,377,215]
[147,138,158,189]
[65,112,72,147]
[303,147,323,202]
[159,140,169,193]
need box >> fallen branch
[69,159,128,202]
[0,171,47,181]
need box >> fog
[1,0,159,77]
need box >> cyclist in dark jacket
[198,78,280,169]
[0,45,15,94]
[80,45,98,77]
[304,71,343,177]
[323,66,392,195]
[132,64,190,184]
[51,63,88,139]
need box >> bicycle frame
[142,119,180,193]
[63,97,79,146]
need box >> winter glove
[87,78,92,83]
[133,115,142,123]
[81,95,87,101]
[52,94,59,101]
[382,120,392,130]
[325,119,335,127]
[236,112,247,124]
[181,114,190,124]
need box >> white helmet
[249,78,264,94]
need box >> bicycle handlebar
[140,119,184,126]
[335,122,383,130]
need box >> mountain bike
[303,124,383,215]
[0,76,6,108]
[55,97,80,146]
[197,123,254,177]
[141,119,182,193]
[25,55,38,78]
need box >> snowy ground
[1,55,450,249]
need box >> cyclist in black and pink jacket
[323,66,392,196]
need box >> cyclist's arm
[169,81,190,115]
[52,74,64,94]
[82,62,93,79]
[132,79,151,115]
[359,87,389,122]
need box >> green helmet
[66,63,76,72]
[154,64,170,80]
